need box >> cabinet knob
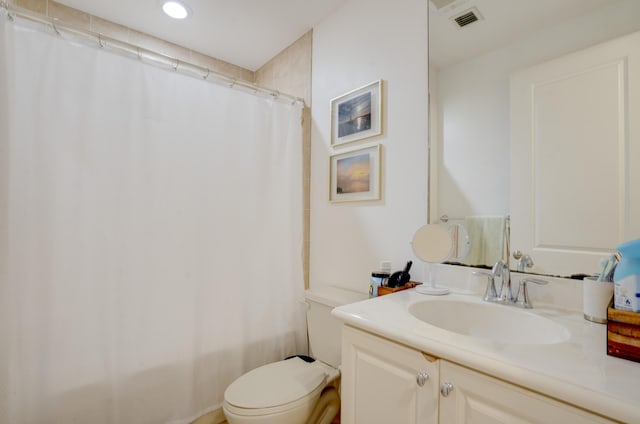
[440,382,454,397]
[416,372,429,387]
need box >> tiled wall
[7,0,254,82]
[255,31,312,105]
[255,32,313,289]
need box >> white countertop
[332,288,640,423]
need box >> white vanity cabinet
[439,361,615,424]
[341,325,615,424]
[340,326,439,424]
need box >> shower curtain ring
[136,47,142,61]
[229,79,236,88]
[173,59,180,71]
[203,69,210,80]
[98,34,104,48]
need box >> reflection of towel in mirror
[460,216,506,267]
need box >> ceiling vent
[451,7,483,28]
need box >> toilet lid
[224,357,327,409]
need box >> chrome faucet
[492,260,514,303]
[474,260,549,309]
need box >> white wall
[434,0,640,221]
[310,0,429,293]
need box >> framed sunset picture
[329,144,381,202]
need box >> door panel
[341,326,439,424]
[439,361,615,423]
[510,31,640,276]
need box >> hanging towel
[460,216,507,267]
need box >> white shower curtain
[0,17,306,424]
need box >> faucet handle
[473,271,497,302]
[491,260,505,276]
[513,250,534,272]
[515,278,548,309]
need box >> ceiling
[55,0,348,71]
[429,0,616,68]
[55,0,617,72]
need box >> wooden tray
[377,281,422,297]
[607,300,640,363]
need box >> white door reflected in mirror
[412,224,453,295]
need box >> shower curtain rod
[0,2,304,105]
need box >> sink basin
[408,299,570,345]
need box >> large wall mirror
[428,0,640,277]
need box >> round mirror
[411,224,453,263]
[411,224,453,296]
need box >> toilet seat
[223,357,329,417]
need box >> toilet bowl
[222,357,339,424]
[222,287,367,424]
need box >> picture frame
[330,80,382,146]
[329,144,381,202]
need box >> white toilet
[222,287,367,424]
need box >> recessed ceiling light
[162,1,190,19]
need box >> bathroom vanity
[332,276,640,423]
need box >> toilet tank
[304,287,368,368]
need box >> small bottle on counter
[370,271,390,298]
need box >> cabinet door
[510,31,640,276]
[341,326,439,424]
[439,361,615,424]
